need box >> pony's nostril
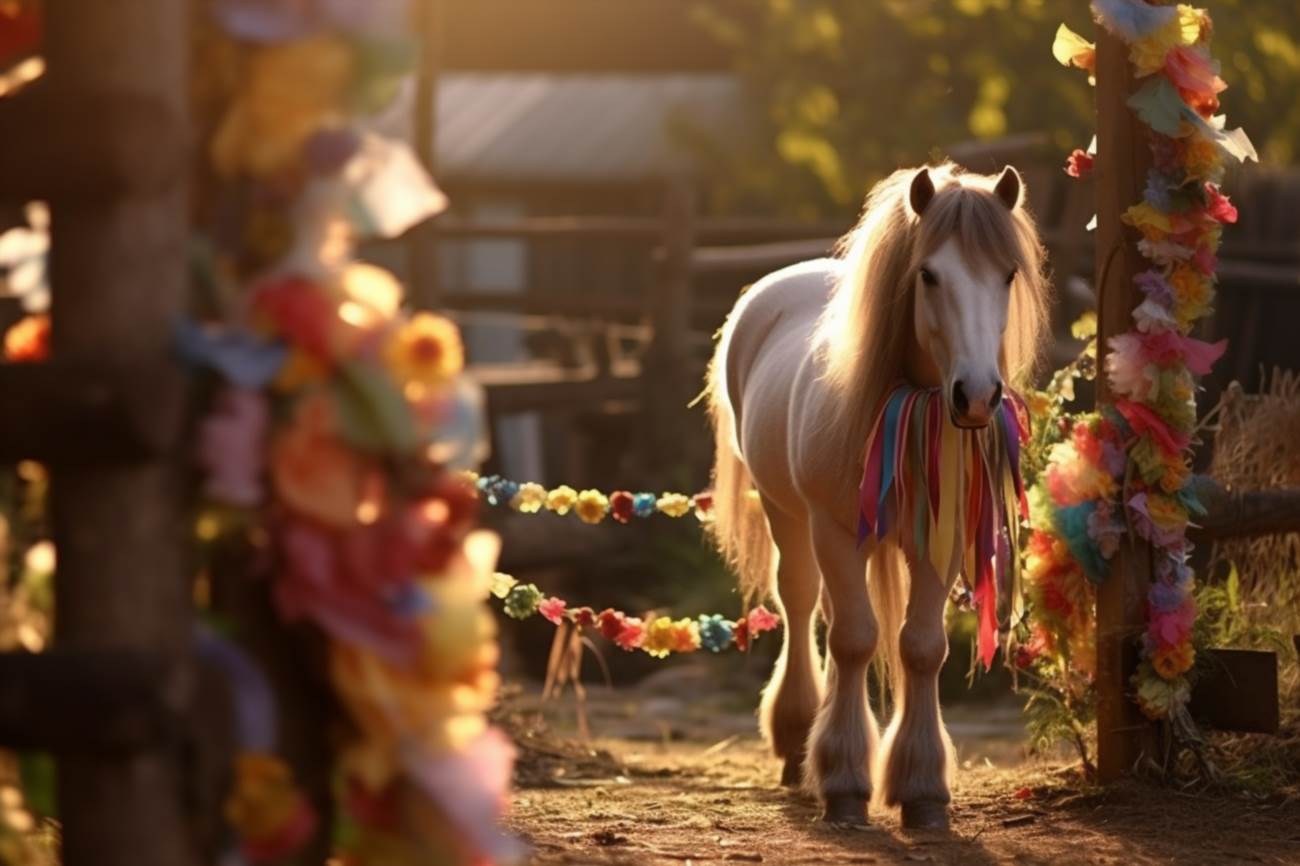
[951,380,970,414]
[990,381,1004,410]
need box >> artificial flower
[574,489,609,525]
[697,614,735,653]
[252,273,339,361]
[488,572,517,600]
[570,607,596,627]
[271,392,371,527]
[384,312,464,387]
[1203,183,1238,224]
[225,753,318,864]
[747,605,781,636]
[502,583,543,620]
[510,482,547,513]
[198,386,270,507]
[1152,640,1195,679]
[656,492,692,517]
[609,490,636,524]
[642,616,699,658]
[596,609,645,651]
[545,485,578,515]
[692,492,714,522]
[211,34,355,178]
[2,313,49,362]
[1133,664,1190,720]
[1064,148,1094,179]
[537,596,567,625]
[632,492,658,518]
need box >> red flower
[1204,184,1238,225]
[609,490,635,524]
[252,274,338,361]
[2,314,50,363]
[571,607,596,627]
[597,609,624,642]
[733,618,750,652]
[1064,149,1094,179]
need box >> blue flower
[697,614,735,653]
[633,492,658,518]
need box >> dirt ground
[499,664,1300,866]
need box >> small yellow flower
[511,482,547,513]
[545,485,578,515]
[1182,134,1223,181]
[574,489,609,525]
[656,493,692,518]
[385,313,465,387]
[1121,202,1172,240]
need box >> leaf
[331,360,418,456]
[1226,562,1240,614]
[1127,77,1186,137]
[1051,24,1093,68]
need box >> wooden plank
[0,651,190,753]
[690,237,836,275]
[438,290,648,320]
[1190,478,1300,541]
[0,85,185,202]
[43,1,197,864]
[1093,26,1158,783]
[1188,649,1279,733]
[0,361,184,463]
[646,181,697,467]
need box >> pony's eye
[919,267,938,286]
[1005,269,1017,286]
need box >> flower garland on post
[190,3,518,864]
[1029,0,1254,737]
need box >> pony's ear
[908,168,936,217]
[994,165,1023,210]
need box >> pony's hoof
[900,800,949,831]
[780,756,805,788]
[820,794,869,827]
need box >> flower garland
[487,572,781,657]
[189,3,517,865]
[1038,0,1254,723]
[468,473,714,525]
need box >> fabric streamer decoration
[856,384,1030,670]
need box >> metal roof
[434,73,748,183]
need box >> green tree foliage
[690,0,1300,216]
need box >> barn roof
[434,73,749,183]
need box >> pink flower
[538,596,567,625]
[747,605,780,636]
[198,387,269,506]
[252,273,338,361]
[1204,184,1238,225]
[1148,596,1196,648]
[273,518,423,663]
[613,616,645,651]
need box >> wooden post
[1093,27,1158,782]
[44,2,197,864]
[410,0,444,309]
[648,179,696,469]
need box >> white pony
[707,162,1049,828]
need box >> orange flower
[384,313,464,387]
[2,313,49,362]
[271,393,370,527]
[1152,641,1195,679]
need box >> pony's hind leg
[759,506,824,787]
[805,510,879,825]
[878,548,956,830]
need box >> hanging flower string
[1039,0,1253,723]
[467,473,714,525]
[488,571,781,657]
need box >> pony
[706,162,1049,829]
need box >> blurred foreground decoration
[188,2,516,865]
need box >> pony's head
[906,164,1034,427]
[818,162,1049,461]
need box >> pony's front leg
[805,511,878,825]
[879,547,955,830]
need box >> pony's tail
[705,354,773,607]
[867,542,909,710]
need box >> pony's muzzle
[950,378,1002,428]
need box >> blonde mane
[814,161,1051,468]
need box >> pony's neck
[902,322,943,390]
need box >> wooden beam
[0,651,191,753]
[1190,477,1300,541]
[1093,26,1158,783]
[44,1,197,864]
[0,84,185,202]
[0,361,184,463]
